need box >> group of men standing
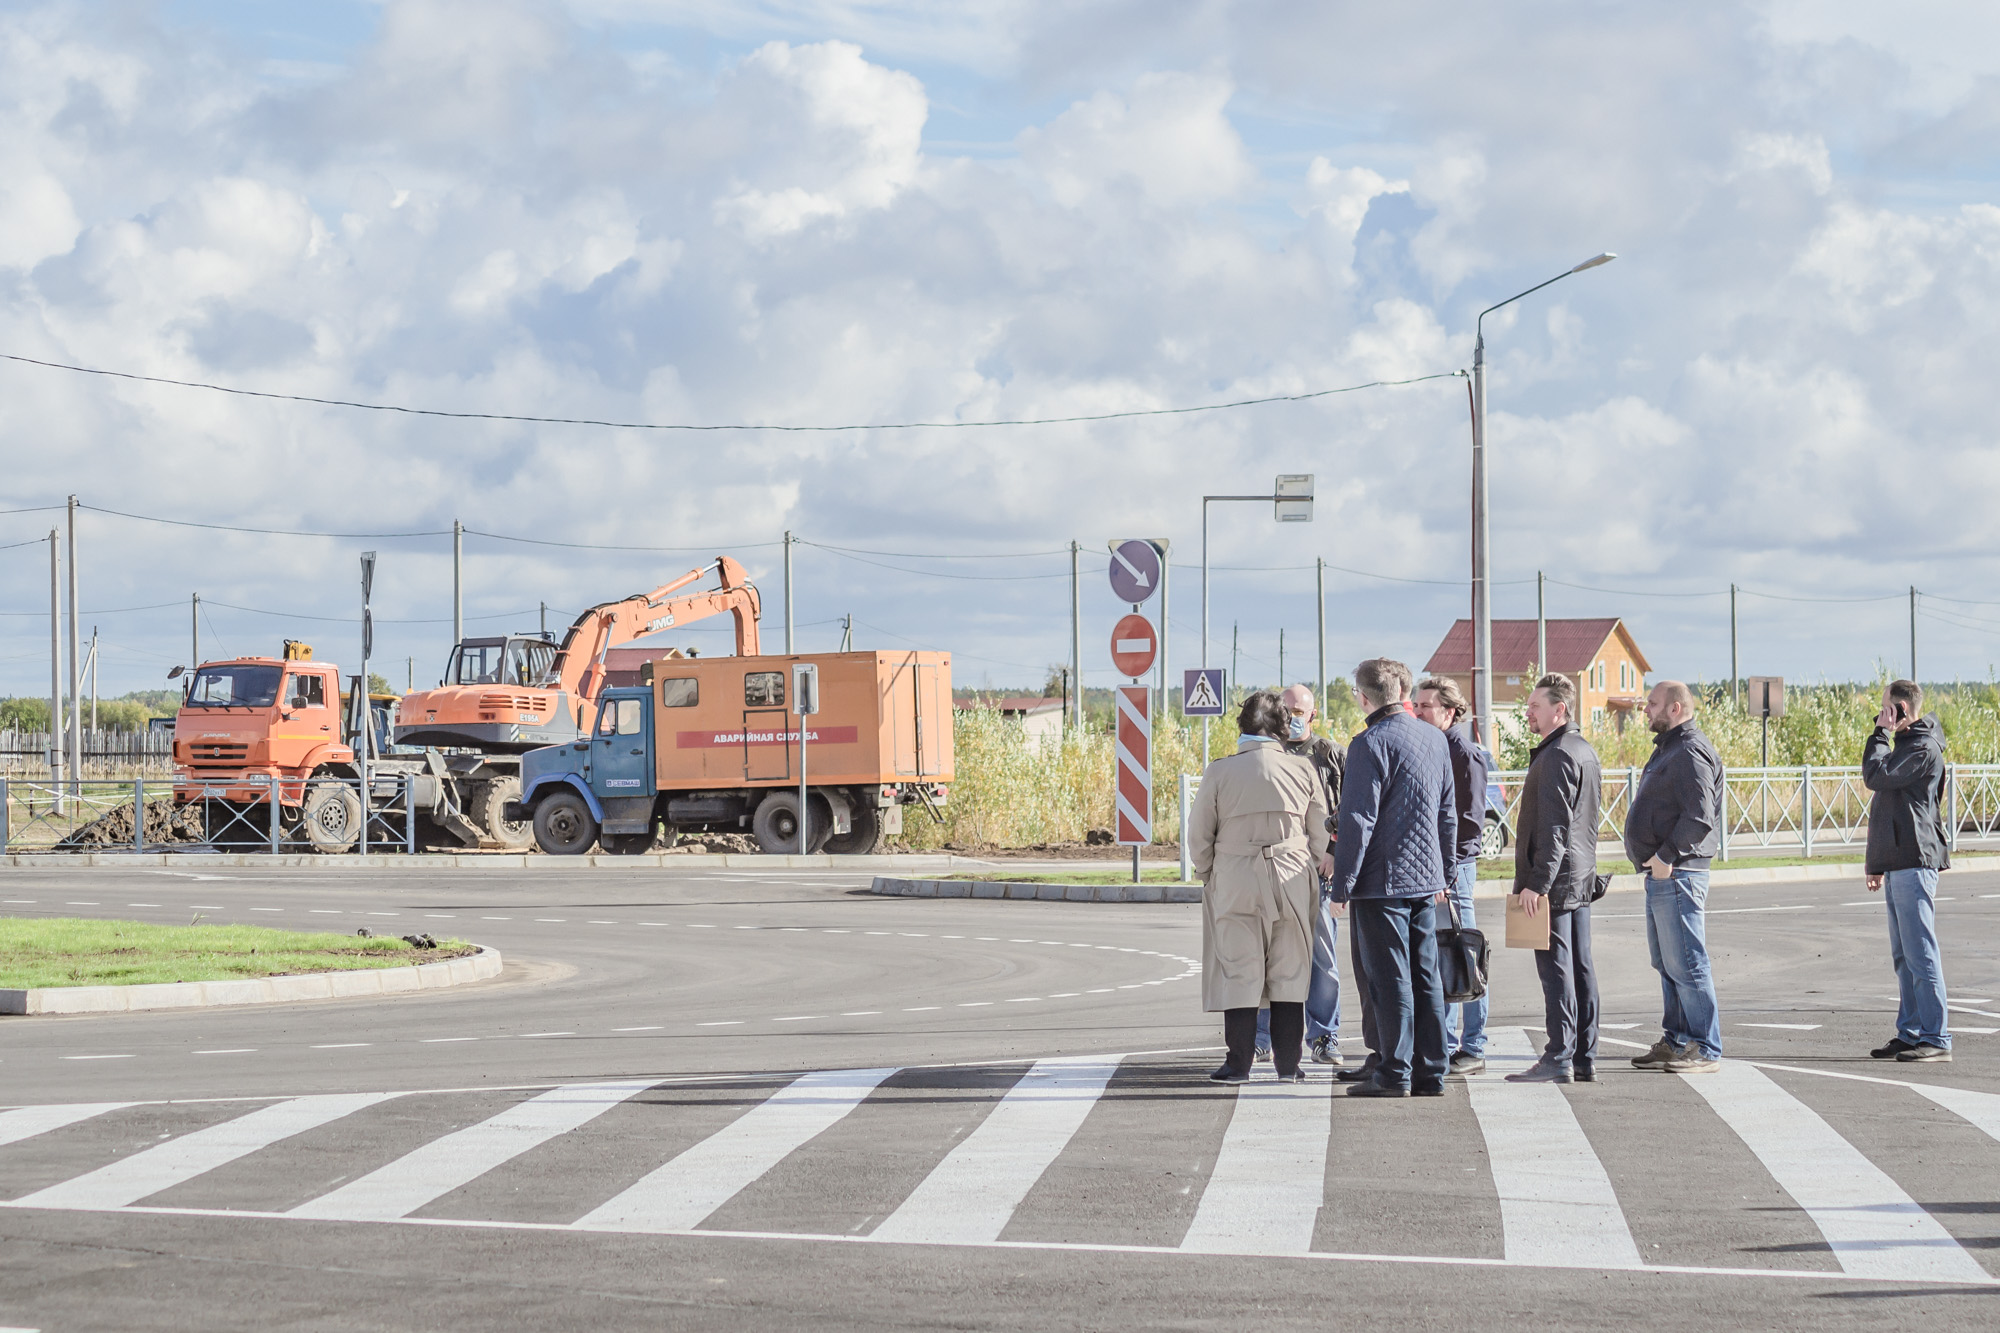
[1192,657,1957,1089]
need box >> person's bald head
[1279,684,1316,721]
[1646,680,1695,734]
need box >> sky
[6,0,2000,702]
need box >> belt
[1214,834,1308,860]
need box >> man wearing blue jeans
[1863,679,1953,1062]
[1622,681,1723,1074]
[1413,677,1489,1075]
[1256,684,1346,1064]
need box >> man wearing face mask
[1255,685,1348,1065]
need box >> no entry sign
[1110,613,1157,679]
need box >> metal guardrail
[0,774,423,854]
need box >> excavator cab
[444,637,559,689]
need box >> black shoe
[1896,1044,1952,1063]
[1871,1037,1918,1060]
[1208,1064,1250,1084]
[1335,1059,1378,1083]
[1448,1052,1486,1076]
[1504,1058,1572,1084]
[1412,1083,1445,1097]
[1345,1077,1410,1098]
[1573,1060,1596,1083]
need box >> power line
[203,599,549,626]
[463,528,782,554]
[2,352,1463,432]
[804,541,1073,560]
[811,546,1079,582]
[82,503,449,540]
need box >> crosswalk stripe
[1179,1076,1332,1255]
[1907,1081,2000,1146]
[0,1102,132,1152]
[1684,1061,1990,1283]
[1466,1028,1642,1270]
[571,1067,898,1233]
[287,1080,659,1221]
[11,1093,400,1211]
[871,1056,1122,1245]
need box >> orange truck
[506,650,952,855]
[391,557,761,848]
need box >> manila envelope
[1505,891,1551,949]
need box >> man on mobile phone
[1862,679,1952,1063]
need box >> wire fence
[0,729,173,777]
[1,774,421,854]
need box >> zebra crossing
[2,1031,1997,1286]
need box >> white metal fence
[0,775,421,854]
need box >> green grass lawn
[0,918,475,990]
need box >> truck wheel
[469,775,534,850]
[601,831,655,855]
[298,782,362,854]
[822,801,885,855]
[751,792,828,854]
[534,790,598,855]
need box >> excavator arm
[554,556,762,710]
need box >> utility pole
[360,552,376,855]
[1316,558,1327,715]
[1231,622,1239,701]
[1069,540,1082,729]
[841,613,853,652]
[47,531,63,795]
[191,593,200,670]
[783,530,795,653]
[407,656,413,693]
[540,601,547,638]
[1159,551,1170,716]
[452,520,463,648]
[1910,586,1919,683]
[66,496,81,788]
[1278,628,1286,688]
[89,627,98,730]
[1536,571,1546,677]
[1729,584,1739,707]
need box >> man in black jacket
[1863,679,1953,1063]
[1413,675,1489,1075]
[1623,681,1723,1075]
[1507,674,1603,1084]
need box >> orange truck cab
[509,650,952,855]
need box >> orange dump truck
[507,650,952,855]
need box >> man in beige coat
[1188,690,1332,1083]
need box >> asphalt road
[2,861,1999,1331]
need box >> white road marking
[1684,1060,1989,1283]
[310,1044,370,1050]
[842,1011,881,1017]
[422,1038,478,1044]
[1465,1028,1641,1270]
[250,908,282,913]
[59,1055,133,1061]
[614,1026,664,1032]
[126,903,161,907]
[311,910,341,915]
[480,916,511,920]
[425,914,456,919]
[772,1016,821,1023]
[533,919,565,923]
[13,1093,399,1211]
[873,1056,1122,1245]
[366,912,399,917]
[1181,1075,1333,1256]
[958,1002,993,1008]
[0,1102,132,1149]
[1,900,35,904]
[64,901,99,906]
[1955,1026,1999,1034]
[521,1033,573,1039]
[194,1049,256,1055]
[903,1006,940,1012]
[1738,1023,1822,1031]
[289,1080,659,1221]
[573,1067,898,1233]
[698,1021,743,1027]
[588,920,618,925]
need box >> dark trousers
[1534,903,1599,1068]
[1351,896,1448,1089]
[1347,904,1378,1068]
[1224,1003,1303,1075]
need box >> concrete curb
[0,851,984,872]
[0,945,503,1016]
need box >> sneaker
[1208,1064,1250,1084]
[1254,1044,1273,1064]
[1504,1058,1572,1084]
[1309,1036,1344,1066]
[1448,1052,1486,1076]
[1895,1044,1952,1063]
[1663,1044,1719,1074]
[1631,1039,1678,1070]
[1573,1059,1596,1083]
[1871,1037,1918,1060]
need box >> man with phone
[1863,679,1953,1063]
[1623,680,1723,1075]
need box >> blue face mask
[1287,716,1309,740]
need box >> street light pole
[1201,481,1314,765]
[1469,252,1615,750]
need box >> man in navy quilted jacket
[1327,657,1457,1098]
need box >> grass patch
[0,918,475,990]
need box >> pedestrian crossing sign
[1183,668,1225,717]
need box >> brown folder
[1505,891,1551,949]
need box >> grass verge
[936,868,1196,886]
[0,918,475,990]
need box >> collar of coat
[1530,721,1575,758]
[1237,735,1283,752]
[1651,719,1695,750]
[1364,702,1405,727]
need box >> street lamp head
[1570,252,1617,273]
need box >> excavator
[392,557,761,847]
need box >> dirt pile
[662,832,758,854]
[55,799,205,850]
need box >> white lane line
[533,919,566,924]
[520,1032,573,1039]
[1906,1080,2000,1144]
[0,1102,132,1150]
[614,1026,664,1032]
[958,1002,993,1008]
[480,916,512,920]
[872,1056,1123,1246]
[195,1049,256,1055]
[13,1093,399,1211]
[60,1055,133,1061]
[250,908,282,913]
[425,914,456,920]
[573,1067,899,1234]
[771,1017,821,1023]
[366,912,400,917]
[310,1044,370,1050]
[422,1038,479,1044]
[1738,1023,1822,1031]
[288,1079,659,1221]
[1686,1060,1989,1283]
[1956,1026,2000,1034]
[310,910,341,915]
[902,1006,940,1012]
[127,903,161,907]
[64,901,99,906]
[1,900,35,904]
[841,1011,882,1017]
[588,920,618,925]
[1180,1075,1333,1256]
[190,905,223,910]
[698,1021,743,1027]
[1465,1028,1641,1270]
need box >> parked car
[1479,745,1511,859]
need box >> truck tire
[534,789,598,855]
[601,831,655,854]
[470,775,534,850]
[751,792,829,855]
[822,801,886,856]
[298,782,362,854]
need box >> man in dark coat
[1507,673,1603,1084]
[1255,684,1348,1065]
[1623,680,1724,1075]
[1863,678,1953,1062]
[1326,657,1455,1098]
[1413,675,1490,1075]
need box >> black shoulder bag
[1437,889,1490,1004]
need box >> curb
[0,851,984,872]
[0,945,503,1016]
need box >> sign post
[1107,545,1164,885]
[1747,675,1784,768]
[793,662,820,857]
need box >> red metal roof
[1423,618,1648,675]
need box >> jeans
[1442,860,1487,1058]
[1258,896,1341,1047]
[1646,868,1721,1059]
[1885,867,1951,1049]
[1534,903,1598,1069]
[1351,895,1449,1089]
